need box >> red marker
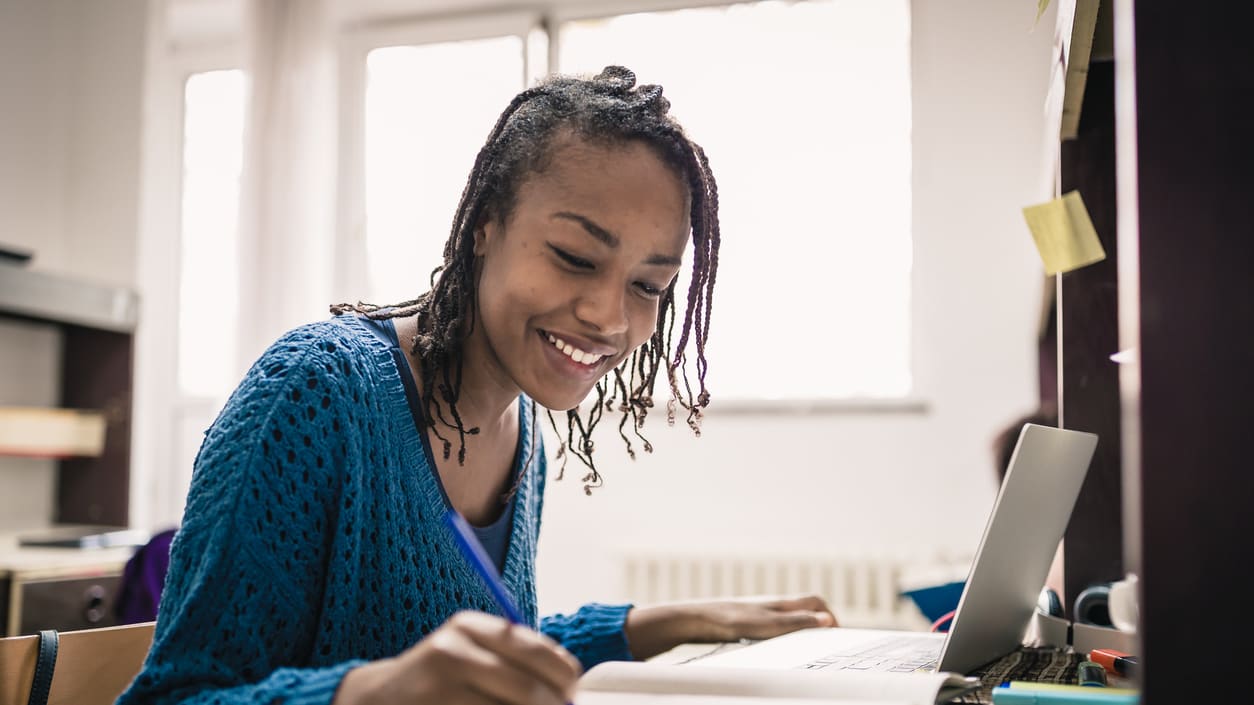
[1089,649,1139,677]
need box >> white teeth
[544,332,602,366]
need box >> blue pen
[443,510,576,705]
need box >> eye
[634,281,664,298]
[548,245,594,270]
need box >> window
[170,68,247,519]
[178,69,245,398]
[558,0,913,399]
[363,37,527,305]
[347,2,912,400]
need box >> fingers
[757,594,829,612]
[757,594,840,628]
[455,644,568,705]
[730,609,822,640]
[450,612,581,701]
[777,609,836,629]
[375,612,581,705]
[718,594,840,640]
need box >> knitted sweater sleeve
[118,326,365,705]
[540,603,635,669]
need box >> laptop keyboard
[800,635,940,673]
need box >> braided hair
[332,66,721,493]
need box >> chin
[526,384,597,413]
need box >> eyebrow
[552,211,683,267]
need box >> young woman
[120,66,835,705]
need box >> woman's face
[471,136,690,411]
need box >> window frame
[134,36,245,530]
[333,0,925,412]
[548,0,925,412]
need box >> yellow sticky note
[1022,190,1107,275]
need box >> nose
[574,279,629,336]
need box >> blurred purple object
[115,528,177,623]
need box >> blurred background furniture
[0,264,139,635]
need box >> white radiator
[621,553,956,629]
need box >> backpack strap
[27,629,58,705]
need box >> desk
[0,531,133,636]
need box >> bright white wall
[59,0,148,288]
[534,0,1059,613]
[1,0,72,270]
[0,0,146,288]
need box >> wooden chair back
[0,622,154,705]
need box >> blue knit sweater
[118,315,633,705]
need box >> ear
[472,212,498,256]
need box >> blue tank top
[358,316,517,573]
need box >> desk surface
[0,529,133,579]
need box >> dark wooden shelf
[0,263,137,527]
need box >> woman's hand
[624,595,838,661]
[335,611,582,705]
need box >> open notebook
[577,661,978,704]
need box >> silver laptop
[697,424,1098,676]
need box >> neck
[392,313,520,437]
[448,323,521,421]
[410,320,524,520]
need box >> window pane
[365,38,524,305]
[179,70,245,398]
[560,1,912,399]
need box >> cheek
[626,298,663,349]
[478,251,549,325]
[475,260,523,340]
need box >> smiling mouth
[540,330,610,368]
